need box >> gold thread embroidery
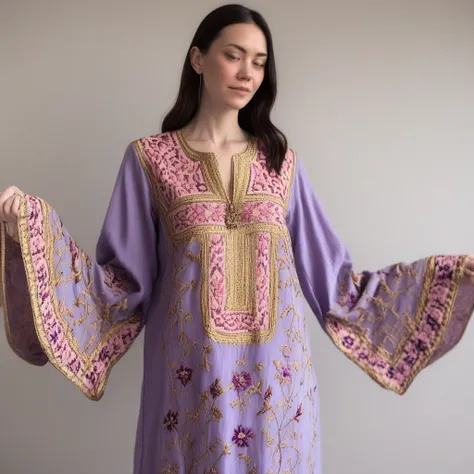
[225,231,253,312]
[169,193,285,214]
[325,255,468,394]
[174,223,287,243]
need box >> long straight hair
[161,4,288,174]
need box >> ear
[189,46,204,74]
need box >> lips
[230,87,250,92]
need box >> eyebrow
[226,43,268,58]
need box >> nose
[237,60,252,81]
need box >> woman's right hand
[0,186,24,242]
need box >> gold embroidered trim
[286,149,298,209]
[225,231,254,312]
[171,194,224,209]
[174,222,288,243]
[170,193,285,214]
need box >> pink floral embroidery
[139,134,209,207]
[103,265,130,296]
[247,149,294,201]
[240,201,285,225]
[171,202,227,233]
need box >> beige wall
[1,1,474,473]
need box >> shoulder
[129,131,177,162]
[255,143,297,171]
[249,145,297,204]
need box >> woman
[1,4,474,473]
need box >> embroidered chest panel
[135,132,295,345]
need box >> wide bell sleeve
[0,142,158,400]
[286,153,474,394]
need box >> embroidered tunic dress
[2,131,474,474]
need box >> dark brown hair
[161,4,288,174]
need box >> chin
[224,97,252,111]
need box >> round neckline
[174,128,258,162]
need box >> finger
[2,196,17,223]
[0,188,16,220]
[9,195,20,219]
[1,195,11,222]
[464,268,474,277]
[464,268,474,284]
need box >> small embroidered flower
[257,386,273,416]
[176,365,193,387]
[342,335,355,349]
[163,410,179,432]
[232,371,252,392]
[350,292,358,305]
[210,378,223,399]
[294,403,303,422]
[281,366,292,378]
[232,425,255,448]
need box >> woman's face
[191,23,268,111]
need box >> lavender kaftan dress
[2,131,474,474]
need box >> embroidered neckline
[173,130,259,224]
[174,129,258,164]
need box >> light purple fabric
[2,138,473,474]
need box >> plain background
[1,1,474,473]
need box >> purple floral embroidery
[342,335,355,349]
[210,378,223,399]
[232,371,252,392]
[164,410,179,431]
[232,425,255,447]
[176,365,193,387]
[294,403,303,422]
[281,366,292,378]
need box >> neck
[183,96,247,146]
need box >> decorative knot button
[225,203,241,229]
